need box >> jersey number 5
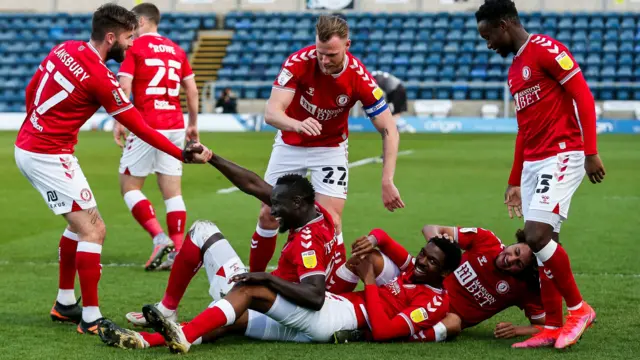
[145,58,181,97]
[34,60,75,115]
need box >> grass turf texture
[0,131,638,360]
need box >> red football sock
[124,190,164,238]
[249,226,278,272]
[182,304,231,343]
[140,331,166,347]
[538,264,564,328]
[537,241,583,309]
[76,242,102,307]
[161,233,202,310]
[165,196,187,251]
[58,230,78,290]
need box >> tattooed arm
[371,109,404,211]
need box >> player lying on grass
[98,235,461,352]
[116,147,345,329]
[331,225,546,343]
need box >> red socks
[536,241,583,310]
[161,234,202,310]
[76,242,102,308]
[58,229,78,291]
[124,190,163,238]
[181,300,236,343]
[538,263,564,328]
[249,225,278,272]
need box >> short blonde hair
[315,15,349,42]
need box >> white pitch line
[0,260,637,278]
[216,150,415,195]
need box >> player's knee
[188,220,223,249]
[523,223,550,252]
[80,220,106,244]
[258,206,279,229]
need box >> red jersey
[342,271,448,339]
[271,203,344,287]
[118,33,193,130]
[444,227,545,328]
[272,45,388,147]
[16,41,134,154]
[509,34,584,161]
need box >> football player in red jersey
[331,226,546,344]
[98,235,460,352]
[249,14,404,275]
[13,4,211,335]
[113,3,200,271]
[475,0,605,349]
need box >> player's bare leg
[50,226,82,324]
[249,203,279,272]
[120,173,173,271]
[523,221,595,349]
[63,208,107,334]
[156,173,187,270]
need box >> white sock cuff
[123,190,146,211]
[215,299,236,326]
[336,264,359,283]
[192,337,202,345]
[535,240,558,263]
[165,196,186,213]
[255,224,278,238]
[434,322,447,342]
[77,242,102,254]
[63,229,79,241]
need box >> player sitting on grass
[331,225,546,344]
[98,234,461,352]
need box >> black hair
[514,229,540,292]
[428,237,462,273]
[275,174,316,205]
[91,3,138,41]
[475,0,520,26]
[132,2,161,25]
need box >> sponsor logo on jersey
[46,191,66,209]
[555,51,574,71]
[148,43,176,55]
[455,261,496,307]
[300,96,317,115]
[522,66,531,80]
[277,68,293,86]
[154,99,177,110]
[454,261,477,286]
[301,250,317,269]
[410,308,429,323]
[300,96,345,121]
[513,84,542,112]
[112,90,123,106]
[496,280,510,294]
[372,87,384,100]
[336,94,350,106]
[80,188,92,202]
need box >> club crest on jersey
[336,94,350,107]
[410,308,429,323]
[522,66,531,80]
[301,250,317,269]
[555,52,574,71]
[496,280,510,294]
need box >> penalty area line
[216,150,415,195]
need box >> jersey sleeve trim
[400,254,412,271]
[272,85,296,93]
[299,271,326,280]
[117,72,134,79]
[109,104,134,117]
[363,98,388,118]
[530,312,546,320]
[38,65,44,72]
[183,74,195,81]
[559,68,581,85]
[398,313,416,336]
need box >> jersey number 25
[144,58,181,97]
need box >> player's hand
[494,322,517,339]
[585,154,606,184]
[183,140,213,164]
[435,233,454,243]
[113,121,128,149]
[295,117,323,136]
[351,256,375,284]
[504,185,523,219]
[229,272,270,285]
[382,180,405,212]
[351,235,376,258]
[185,124,199,143]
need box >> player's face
[411,242,447,284]
[477,20,512,58]
[270,185,299,234]
[495,243,533,274]
[106,30,134,63]
[316,35,350,75]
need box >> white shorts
[254,293,358,342]
[15,146,97,215]
[119,130,184,177]
[521,151,586,232]
[264,132,349,199]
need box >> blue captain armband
[363,98,388,118]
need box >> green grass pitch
[0,131,638,360]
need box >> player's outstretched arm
[208,153,273,205]
[371,109,404,212]
[231,272,326,311]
